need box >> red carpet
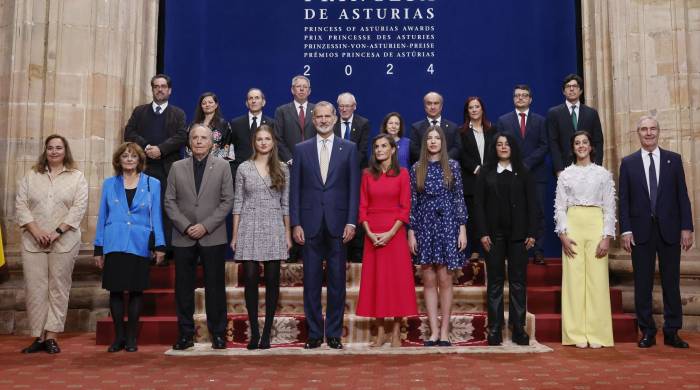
[1,332,699,389]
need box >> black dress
[99,188,151,292]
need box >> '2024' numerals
[302,64,434,77]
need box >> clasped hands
[29,226,60,248]
[144,145,162,159]
[186,223,207,240]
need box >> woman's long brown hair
[251,124,286,191]
[415,125,453,192]
[32,134,76,173]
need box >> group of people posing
[16,73,693,355]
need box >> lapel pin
[667,160,670,164]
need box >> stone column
[582,0,700,329]
[0,0,159,250]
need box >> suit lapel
[326,138,343,182]
[131,174,149,210]
[309,139,323,184]
[657,148,668,198]
[183,157,197,200]
[633,151,650,197]
[510,113,524,139]
[113,176,130,216]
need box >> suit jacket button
[195,203,198,207]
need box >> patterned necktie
[344,121,351,140]
[648,152,658,215]
[571,105,578,130]
[298,105,305,138]
[519,113,526,138]
[320,139,329,184]
[155,105,162,115]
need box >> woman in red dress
[356,134,418,347]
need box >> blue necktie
[344,122,351,140]
[155,105,162,115]
[648,152,657,215]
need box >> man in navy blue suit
[619,115,693,349]
[495,84,549,265]
[290,101,360,350]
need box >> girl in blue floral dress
[408,125,468,347]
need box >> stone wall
[0,0,159,250]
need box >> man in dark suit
[228,88,275,181]
[165,124,235,351]
[333,92,370,262]
[495,84,549,265]
[124,74,187,252]
[409,91,461,164]
[619,115,693,349]
[333,92,370,168]
[290,101,360,350]
[274,75,315,164]
[547,74,604,174]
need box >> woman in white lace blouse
[555,130,615,349]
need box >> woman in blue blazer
[94,142,165,353]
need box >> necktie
[431,119,438,126]
[648,152,657,215]
[298,105,305,138]
[251,116,258,132]
[343,121,351,140]
[320,139,329,184]
[155,105,162,115]
[571,105,578,130]
[519,113,526,138]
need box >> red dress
[356,168,418,317]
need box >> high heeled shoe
[247,335,260,350]
[258,333,271,350]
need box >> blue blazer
[94,174,166,257]
[290,136,360,237]
[495,111,549,183]
[619,148,693,245]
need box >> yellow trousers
[561,206,614,346]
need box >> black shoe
[172,336,194,350]
[125,338,138,352]
[304,338,323,349]
[664,333,689,348]
[247,335,259,350]
[533,252,546,265]
[258,332,271,350]
[423,339,439,347]
[638,334,656,348]
[512,330,530,346]
[44,339,61,354]
[211,335,227,349]
[438,340,452,347]
[107,339,125,353]
[21,338,45,353]
[327,337,343,349]
[487,329,503,346]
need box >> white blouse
[554,163,616,237]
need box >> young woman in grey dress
[231,124,291,350]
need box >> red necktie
[298,105,305,139]
[519,112,526,138]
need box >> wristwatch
[55,227,64,235]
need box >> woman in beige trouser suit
[15,134,88,354]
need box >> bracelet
[55,227,64,235]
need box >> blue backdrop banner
[164,0,579,256]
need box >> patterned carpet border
[165,341,552,356]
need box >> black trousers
[485,235,528,332]
[174,243,227,337]
[631,219,682,336]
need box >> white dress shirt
[641,147,660,192]
[295,101,307,116]
[427,116,442,126]
[152,101,169,113]
[515,109,529,124]
[249,112,262,128]
[340,115,353,139]
[316,134,335,165]
[554,163,617,237]
[566,100,579,117]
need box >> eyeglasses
[513,93,530,98]
[564,83,580,90]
